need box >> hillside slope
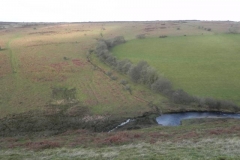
[0,21,239,118]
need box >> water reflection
[156,112,240,126]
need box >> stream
[156,112,240,126]
[108,119,134,132]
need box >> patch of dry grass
[1,137,240,159]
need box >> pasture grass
[112,34,240,104]
[2,139,240,160]
[0,22,171,118]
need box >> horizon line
[0,19,239,23]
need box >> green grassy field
[112,34,240,104]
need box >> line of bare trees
[94,36,239,111]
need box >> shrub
[104,36,126,48]
[128,61,148,83]
[159,35,167,38]
[121,62,132,74]
[170,89,195,104]
[128,61,159,86]
[136,34,146,39]
[96,41,108,54]
[105,55,117,66]
[220,100,238,111]
[204,97,218,108]
[63,57,69,60]
[124,85,132,94]
[111,76,118,80]
[111,36,126,46]
[151,78,172,93]
[95,38,126,67]
[139,66,159,86]
[98,50,110,62]
[88,49,94,53]
[203,98,238,111]
[106,71,112,76]
[128,66,140,83]
[116,59,132,74]
[120,79,128,85]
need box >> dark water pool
[156,112,240,126]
